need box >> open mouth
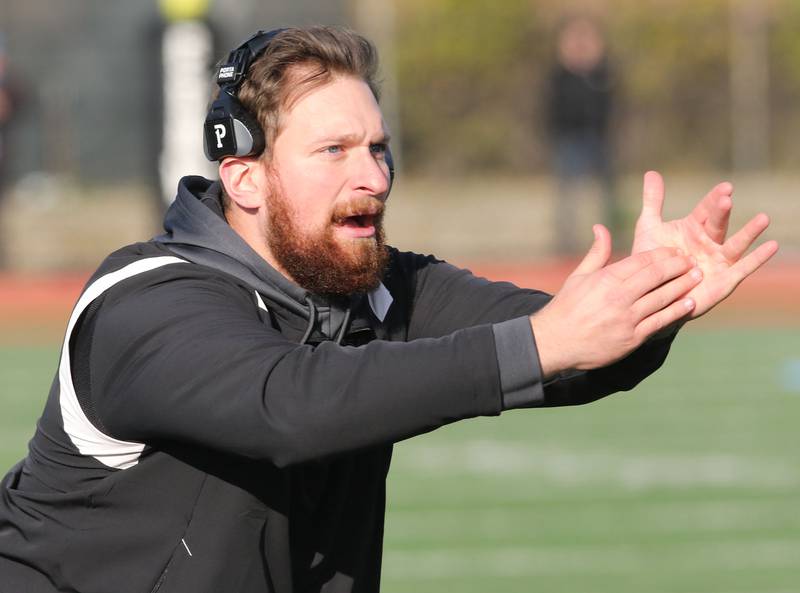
[341,214,376,228]
[334,211,382,239]
[332,198,384,238]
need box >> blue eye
[324,145,342,154]
[370,143,387,155]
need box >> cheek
[279,159,345,229]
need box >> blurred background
[0,1,798,592]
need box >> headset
[203,29,283,161]
[203,28,395,188]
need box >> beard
[265,182,389,298]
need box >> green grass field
[1,329,798,592]
[382,329,800,593]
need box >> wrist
[529,310,572,380]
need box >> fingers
[625,255,698,303]
[727,239,779,286]
[722,213,770,261]
[636,296,696,341]
[570,224,612,277]
[705,194,732,243]
[606,246,680,281]
[699,240,778,316]
[631,266,702,320]
[638,171,665,228]
[694,183,733,244]
[703,183,733,244]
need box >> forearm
[499,314,676,409]
[97,322,507,467]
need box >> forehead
[278,74,386,141]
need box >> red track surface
[0,258,797,343]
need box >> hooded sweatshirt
[0,177,673,593]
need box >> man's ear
[218,157,268,210]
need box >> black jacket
[0,177,673,592]
[547,59,613,139]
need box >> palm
[631,172,778,318]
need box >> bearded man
[0,26,777,593]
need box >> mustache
[331,196,385,223]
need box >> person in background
[546,16,617,254]
[0,33,19,268]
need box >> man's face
[263,74,392,297]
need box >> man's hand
[530,225,702,379]
[632,171,779,318]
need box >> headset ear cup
[204,92,265,160]
[204,96,237,161]
[227,97,265,156]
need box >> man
[0,32,20,267]
[0,26,777,593]
[546,16,617,253]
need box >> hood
[154,176,391,343]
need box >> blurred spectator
[0,33,20,268]
[546,16,618,255]
[0,35,16,197]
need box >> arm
[87,242,701,468]
[85,267,507,468]
[396,233,700,409]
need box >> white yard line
[392,440,800,489]
[382,538,800,579]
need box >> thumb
[570,224,612,277]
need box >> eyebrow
[314,132,392,146]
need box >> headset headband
[216,28,285,91]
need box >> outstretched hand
[631,171,779,318]
[531,225,702,378]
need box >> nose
[351,148,390,199]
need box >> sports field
[1,268,798,592]
[382,327,800,592]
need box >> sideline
[1,257,797,344]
